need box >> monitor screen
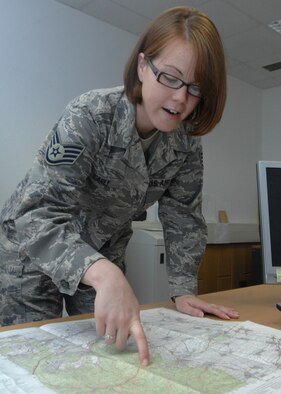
[257,161,281,283]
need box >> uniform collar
[107,90,139,148]
[107,89,194,153]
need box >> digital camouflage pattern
[0,86,207,325]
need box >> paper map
[0,308,281,393]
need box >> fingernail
[141,359,149,367]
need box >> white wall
[261,86,281,160]
[0,0,136,205]
[0,0,268,226]
[202,76,262,223]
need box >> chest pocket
[88,145,141,212]
[93,146,129,186]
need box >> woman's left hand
[174,295,239,320]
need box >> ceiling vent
[263,61,281,72]
[268,19,281,34]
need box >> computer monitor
[257,161,281,283]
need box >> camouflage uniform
[0,86,207,326]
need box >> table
[198,284,281,329]
[1,284,280,332]
[1,284,281,393]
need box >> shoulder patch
[45,130,85,166]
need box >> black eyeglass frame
[145,57,202,99]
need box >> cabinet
[125,222,261,302]
[125,228,170,304]
[198,243,262,294]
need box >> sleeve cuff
[52,245,105,295]
[168,274,197,298]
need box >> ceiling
[55,0,281,90]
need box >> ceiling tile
[225,56,239,69]
[111,0,210,19]
[253,77,281,89]
[248,52,281,68]
[227,62,268,84]
[56,0,92,9]
[226,0,281,24]
[82,0,151,35]
[198,0,258,38]
[224,25,281,63]
[53,0,281,89]
[247,53,281,78]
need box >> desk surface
[1,284,281,394]
[198,284,281,329]
[1,284,280,332]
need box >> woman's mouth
[163,107,180,116]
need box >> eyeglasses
[146,57,202,98]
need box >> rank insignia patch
[45,130,85,165]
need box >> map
[0,308,281,393]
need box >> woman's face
[136,38,200,136]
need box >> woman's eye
[189,85,201,96]
[161,73,180,86]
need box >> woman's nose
[171,86,188,102]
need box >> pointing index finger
[130,320,150,367]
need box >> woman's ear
[137,52,146,83]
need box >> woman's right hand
[81,259,150,366]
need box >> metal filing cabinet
[125,223,170,304]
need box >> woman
[0,6,238,366]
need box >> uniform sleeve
[158,137,207,297]
[14,102,106,295]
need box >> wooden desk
[199,284,281,329]
[0,284,280,332]
[0,301,174,332]
[1,284,280,394]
